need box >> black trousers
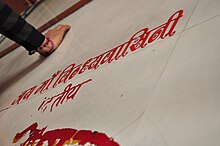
[0,1,44,53]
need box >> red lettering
[12,86,37,105]
[38,79,92,112]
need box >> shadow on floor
[0,56,46,97]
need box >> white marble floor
[0,0,220,146]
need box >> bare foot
[38,24,71,55]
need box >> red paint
[13,122,120,146]
[12,85,37,105]
[12,71,61,105]
[50,9,183,87]
[34,71,61,95]
[38,79,92,112]
[11,10,183,106]
[52,64,82,88]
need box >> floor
[0,0,220,146]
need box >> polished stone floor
[0,0,220,145]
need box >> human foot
[38,24,71,56]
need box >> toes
[61,25,71,31]
[56,24,71,31]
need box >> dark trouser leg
[0,1,45,54]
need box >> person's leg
[0,1,45,54]
[0,1,70,56]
